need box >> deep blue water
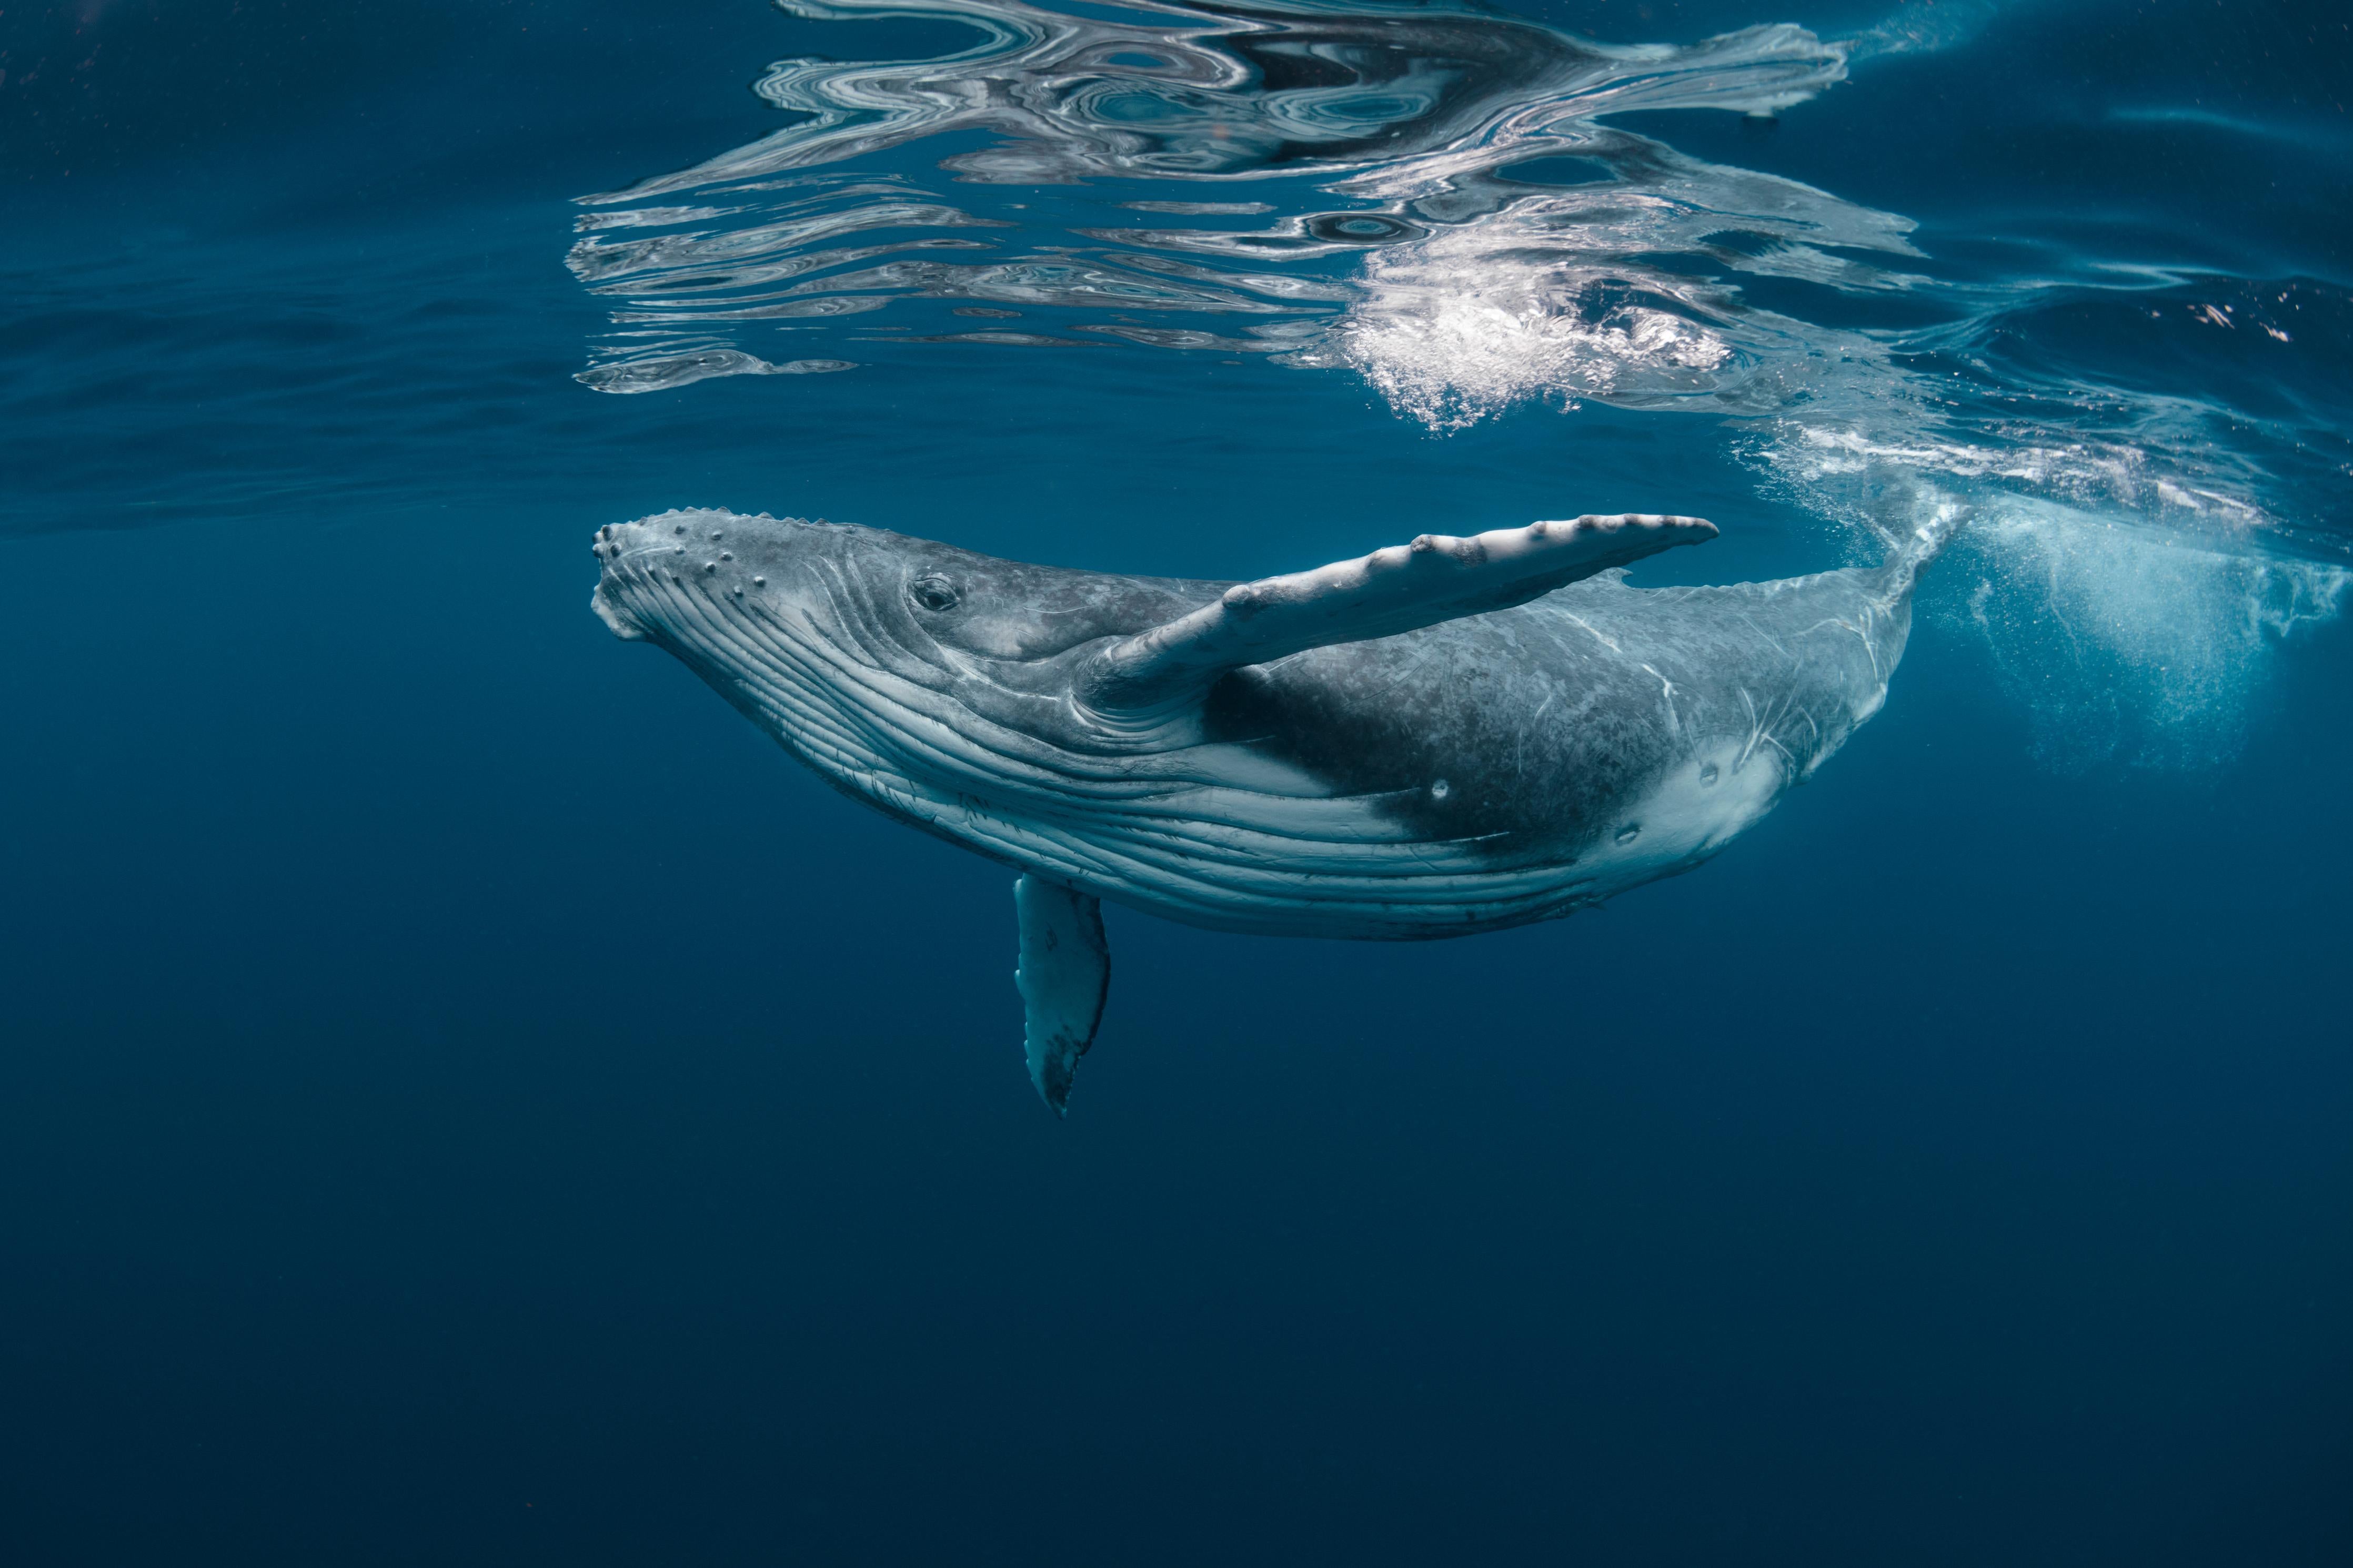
[4,2,2349,1562]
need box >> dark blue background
[3,2,2348,1562]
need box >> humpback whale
[592,508,1942,1111]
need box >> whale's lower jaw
[590,581,648,641]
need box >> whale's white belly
[828,722,1790,940]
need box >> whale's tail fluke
[1868,490,1970,610]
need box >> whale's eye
[910,574,960,613]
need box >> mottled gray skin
[592,509,1926,940]
[1204,567,1904,861]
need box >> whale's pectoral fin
[1082,513,1716,713]
[1014,874,1110,1117]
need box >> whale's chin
[590,582,647,641]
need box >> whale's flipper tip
[1014,874,1110,1117]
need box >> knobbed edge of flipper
[1014,873,1110,1117]
[1079,513,1717,717]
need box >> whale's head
[591,509,1225,787]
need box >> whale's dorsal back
[1080,513,1716,715]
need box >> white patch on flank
[1594,745,1785,883]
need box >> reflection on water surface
[570,0,2349,771]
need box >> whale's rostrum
[592,507,1940,1112]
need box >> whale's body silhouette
[594,508,1938,1109]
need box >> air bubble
[1430,779,1451,800]
[1614,825,1640,845]
[1699,763,1718,786]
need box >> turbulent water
[4,2,2349,1563]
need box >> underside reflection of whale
[592,507,1947,1112]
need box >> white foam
[1768,423,2268,527]
[1761,430,2348,772]
[1331,257,1735,431]
[1952,499,2347,771]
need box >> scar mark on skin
[1558,613,1622,653]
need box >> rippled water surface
[4,2,2349,1563]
